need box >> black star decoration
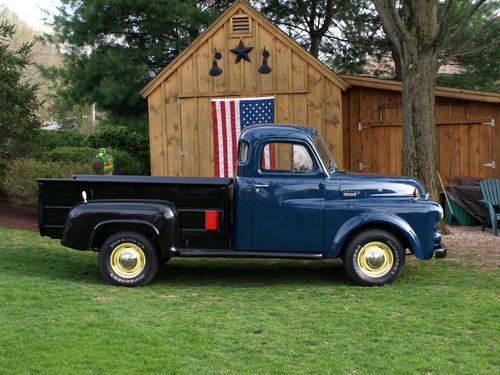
[231,40,253,63]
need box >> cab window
[259,142,317,173]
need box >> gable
[140,0,347,98]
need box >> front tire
[99,231,159,287]
[343,229,405,286]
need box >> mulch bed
[0,197,38,232]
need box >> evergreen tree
[45,0,230,124]
[0,20,40,156]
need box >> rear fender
[329,212,421,259]
[62,200,176,258]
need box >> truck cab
[38,124,446,287]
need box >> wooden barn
[140,0,347,177]
[341,75,500,184]
[141,0,500,183]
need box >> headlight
[438,204,444,220]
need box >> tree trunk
[310,35,321,58]
[400,48,440,201]
[391,46,402,81]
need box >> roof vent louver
[231,15,251,35]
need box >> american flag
[211,97,275,177]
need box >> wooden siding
[343,86,499,185]
[147,7,343,177]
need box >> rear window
[238,141,249,164]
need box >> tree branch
[431,0,453,47]
[442,0,487,46]
[441,16,497,63]
[372,0,414,54]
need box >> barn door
[437,119,495,184]
[358,122,402,176]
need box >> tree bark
[373,0,441,201]
[400,48,440,201]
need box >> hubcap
[110,243,146,279]
[357,241,394,278]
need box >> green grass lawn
[0,228,498,374]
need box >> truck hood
[338,172,427,199]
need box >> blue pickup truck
[38,124,446,287]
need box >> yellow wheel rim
[110,243,146,279]
[357,241,394,278]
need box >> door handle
[254,184,269,188]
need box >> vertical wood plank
[349,88,361,172]
[275,94,290,123]
[195,43,211,95]
[165,72,182,176]
[291,51,307,90]
[342,92,350,170]
[324,81,343,168]
[307,66,323,133]
[211,27,227,93]
[180,98,198,176]
[257,25,275,91]
[479,124,492,179]
[469,124,480,178]
[449,125,460,181]
[438,125,450,183]
[179,55,195,94]
[459,125,469,177]
[292,94,308,125]
[276,39,291,90]
[380,127,391,175]
[197,97,213,177]
[243,35,259,92]
[147,88,165,176]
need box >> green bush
[38,131,87,150]
[2,158,93,206]
[112,149,143,175]
[86,126,150,174]
[44,147,96,164]
[43,147,142,175]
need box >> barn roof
[140,0,348,98]
[341,74,500,104]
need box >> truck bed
[38,175,232,249]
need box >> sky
[0,0,60,31]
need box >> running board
[176,249,325,260]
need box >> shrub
[38,130,88,150]
[86,126,150,174]
[2,158,93,206]
[112,150,143,175]
[43,147,142,175]
[44,147,96,164]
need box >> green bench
[479,179,500,236]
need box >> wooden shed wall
[147,10,343,177]
[343,86,499,184]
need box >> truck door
[251,140,325,252]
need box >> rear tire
[99,231,159,287]
[343,229,405,286]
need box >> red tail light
[413,189,420,199]
[205,210,219,230]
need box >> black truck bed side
[38,175,232,249]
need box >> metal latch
[480,161,496,169]
[482,118,495,127]
[358,122,369,131]
[358,162,372,171]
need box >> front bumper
[434,247,447,258]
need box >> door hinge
[358,122,369,131]
[480,161,496,169]
[482,118,495,127]
[358,162,372,171]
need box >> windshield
[312,134,337,173]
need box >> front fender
[62,200,176,257]
[329,212,421,259]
